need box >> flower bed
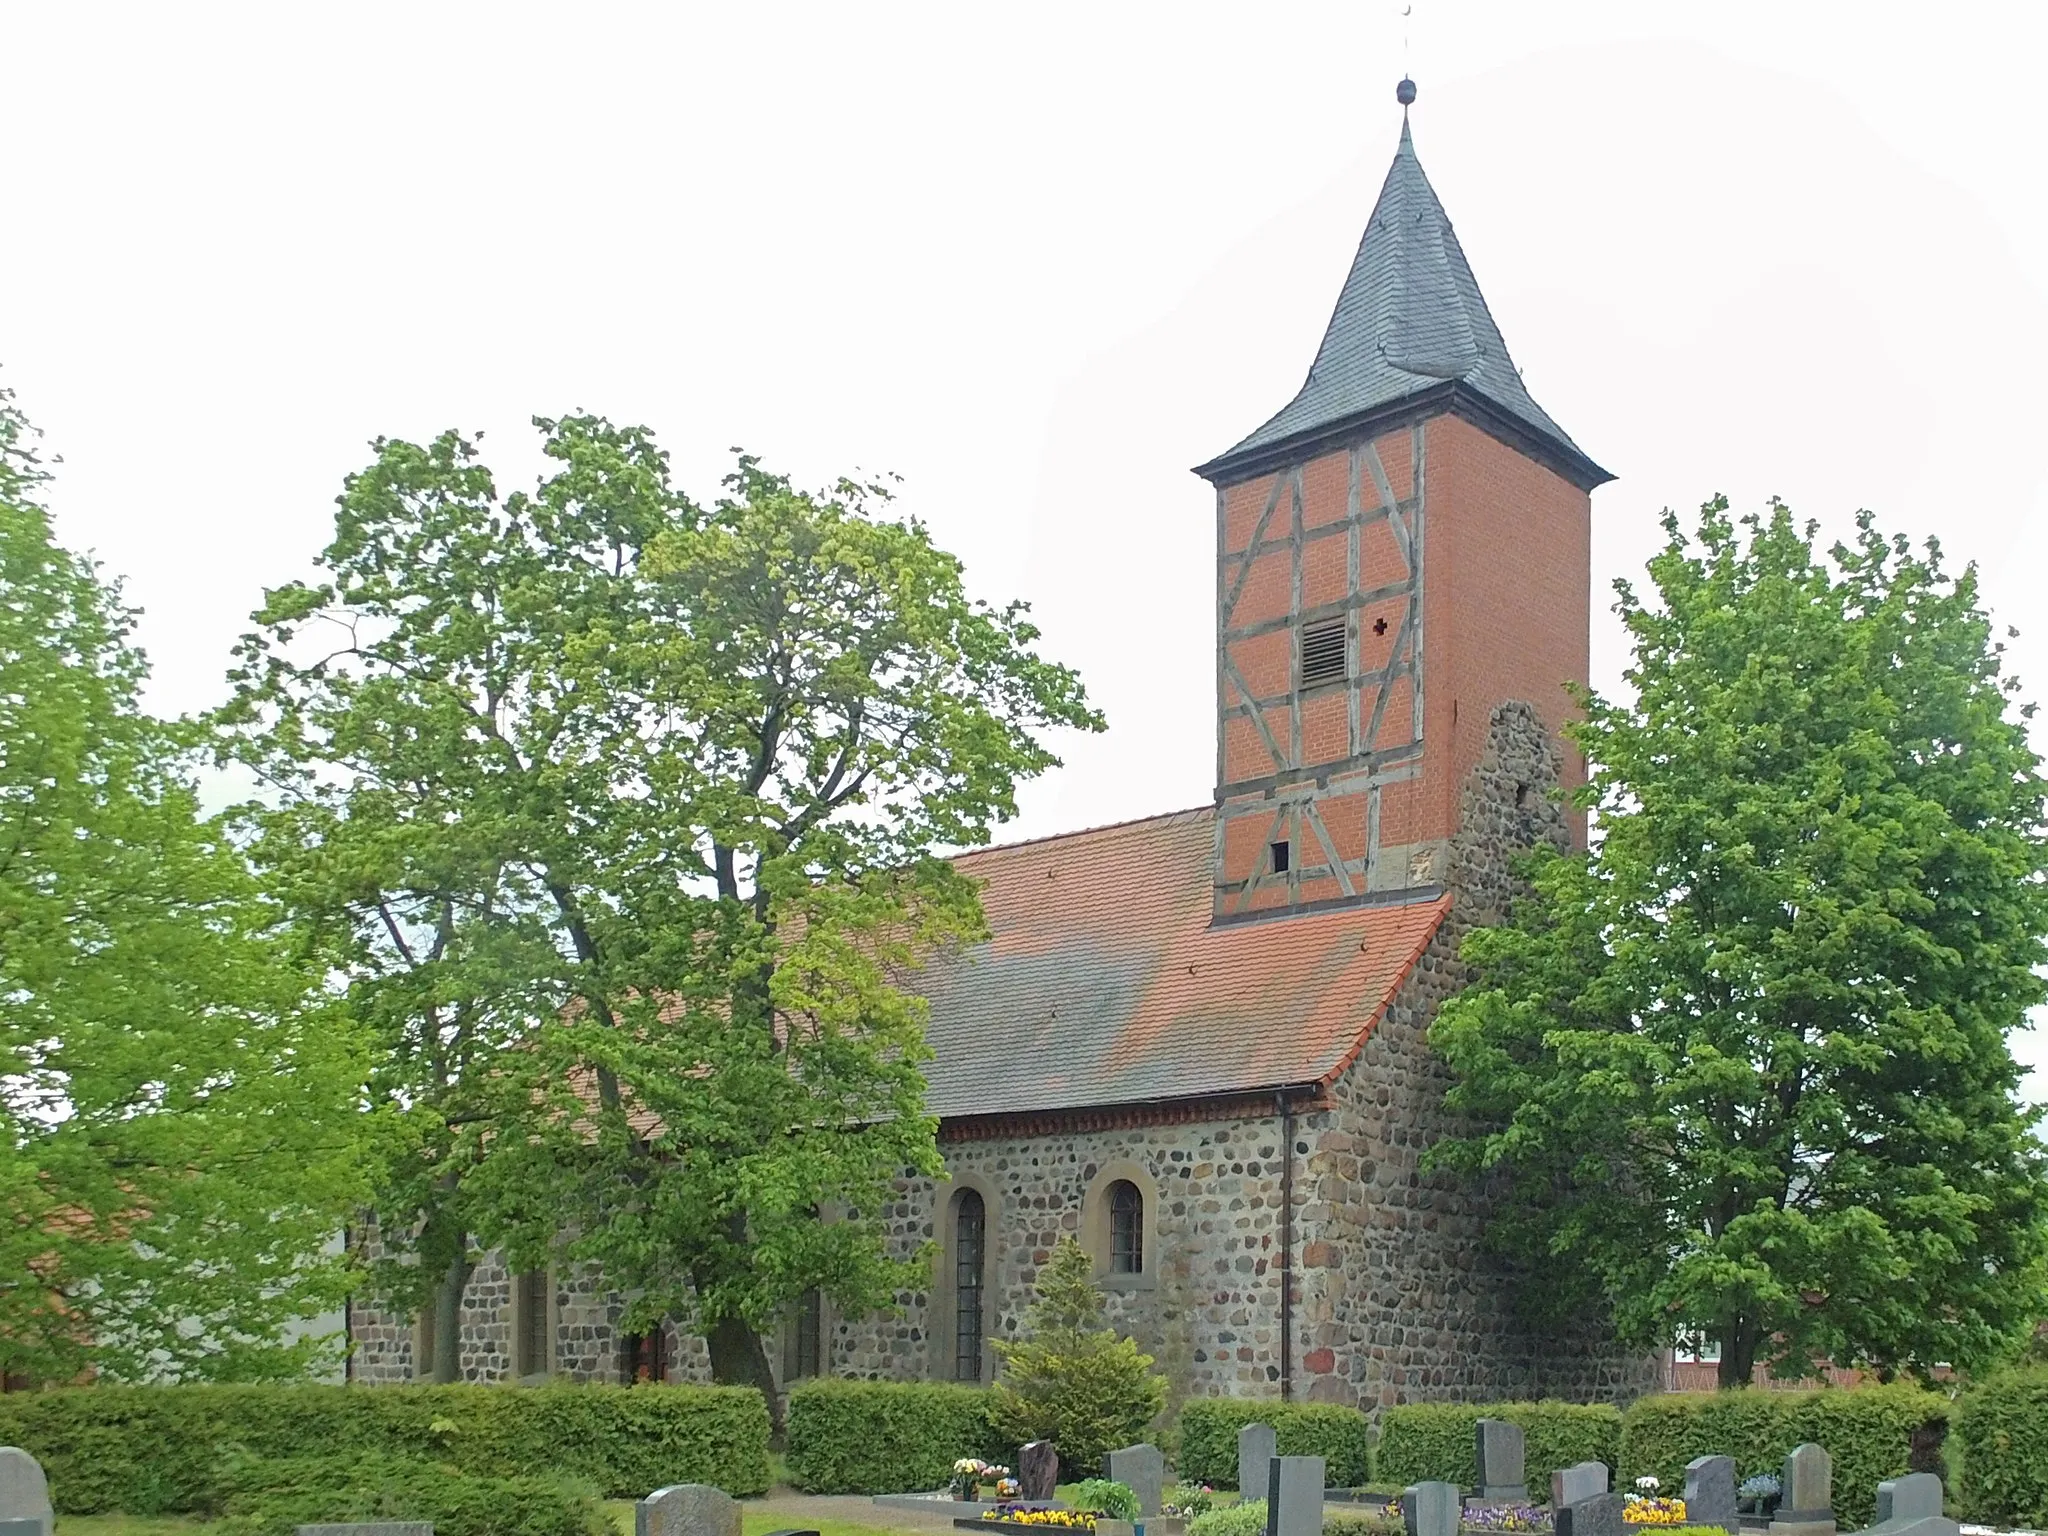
[1627,1477,1689,1526]
[982,1508,1095,1529]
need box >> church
[348,84,1658,1409]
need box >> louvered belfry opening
[1300,618,1347,687]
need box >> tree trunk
[706,1312,785,1441]
[1718,1316,1760,1390]
[432,1243,474,1384]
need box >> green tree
[222,418,1100,1397]
[0,387,373,1383]
[991,1236,1168,1473]
[1429,497,2048,1388]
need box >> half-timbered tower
[1196,97,1611,921]
[347,85,1656,1414]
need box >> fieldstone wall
[346,1229,708,1386]
[835,1112,1294,1400]
[1292,701,1661,1408]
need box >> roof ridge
[951,804,1209,862]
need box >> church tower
[1196,81,1611,921]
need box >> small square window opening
[1270,840,1290,874]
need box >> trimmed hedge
[1617,1387,1949,1528]
[1377,1402,1622,1495]
[216,1452,610,1536]
[1177,1401,1371,1489]
[785,1379,1005,1494]
[1952,1367,2048,1526]
[0,1383,772,1512]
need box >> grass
[64,1510,934,1536]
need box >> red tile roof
[919,807,1448,1118]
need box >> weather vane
[1398,2,1416,114]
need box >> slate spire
[1198,85,1608,487]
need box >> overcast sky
[5,1,2045,1095]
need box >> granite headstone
[1019,1442,1060,1503]
[0,1451,52,1536]
[1402,1482,1460,1536]
[1107,1444,1166,1517]
[1556,1493,1627,1536]
[1266,1455,1325,1536]
[1551,1462,1609,1511]
[1875,1476,1943,1527]
[637,1484,740,1536]
[1474,1420,1529,1502]
[1684,1455,1738,1536]
[1238,1423,1278,1498]
[296,1527,433,1536]
[1769,1445,1835,1536]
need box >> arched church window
[621,1324,667,1385]
[782,1286,823,1381]
[1108,1180,1144,1274]
[954,1189,986,1381]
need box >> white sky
[5,1,2045,1097]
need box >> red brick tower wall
[1427,415,1590,851]
[1212,411,1589,920]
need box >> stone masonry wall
[1292,701,1661,1408]
[346,1230,708,1386]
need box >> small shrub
[1324,1513,1405,1536]
[1073,1480,1141,1521]
[1177,1401,1372,1489]
[215,1451,609,1536]
[1377,1403,1620,1495]
[991,1238,1168,1476]
[1191,1498,1267,1536]
[784,1379,1003,1494]
[1953,1366,2048,1526]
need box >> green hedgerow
[1953,1367,2048,1525]
[215,1451,609,1536]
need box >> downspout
[1276,1090,1295,1401]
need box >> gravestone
[1096,1522,1137,1536]
[1107,1444,1166,1517]
[1769,1445,1835,1536]
[1019,1441,1059,1503]
[637,1484,740,1536]
[1265,1455,1325,1536]
[1473,1419,1529,1503]
[1551,1462,1609,1511]
[1556,1492,1627,1536]
[1866,1473,1958,1536]
[0,1450,52,1536]
[1402,1482,1460,1536]
[1875,1476,1943,1527]
[1238,1423,1278,1497]
[0,1521,47,1536]
[297,1527,433,1536]
[1685,1455,1739,1536]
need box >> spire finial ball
[1396,77,1417,107]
